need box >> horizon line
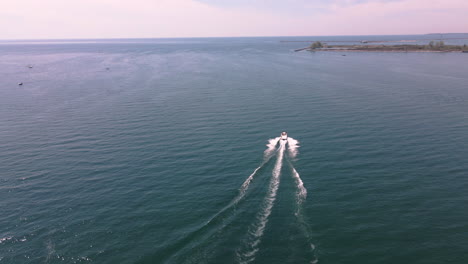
[1,33,468,42]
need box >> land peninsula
[299,41,468,53]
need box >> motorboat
[280,131,288,140]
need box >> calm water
[1,36,468,264]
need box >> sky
[1,0,467,39]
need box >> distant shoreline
[313,49,464,53]
[298,42,468,53]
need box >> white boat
[280,131,288,140]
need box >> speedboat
[280,131,288,140]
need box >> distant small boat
[28,65,33,69]
[280,131,288,141]
[18,82,23,86]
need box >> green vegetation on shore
[307,41,468,52]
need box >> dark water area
[1,35,468,264]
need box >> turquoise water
[1,36,468,264]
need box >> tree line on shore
[308,41,468,51]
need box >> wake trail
[195,137,280,228]
[237,140,286,264]
[146,138,280,263]
[239,137,280,197]
[292,167,317,264]
[201,137,280,229]
[287,137,300,159]
[291,167,307,207]
[286,138,318,264]
[285,137,306,206]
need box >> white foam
[287,137,300,158]
[288,142,317,264]
[238,166,262,198]
[0,236,13,244]
[238,137,280,197]
[264,137,280,159]
[292,168,307,204]
[238,140,286,263]
[201,137,280,228]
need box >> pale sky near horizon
[1,0,467,39]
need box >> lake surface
[1,35,468,264]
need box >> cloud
[0,0,467,39]
[194,0,404,15]
[0,0,315,39]
[316,0,468,35]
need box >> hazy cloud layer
[0,0,467,39]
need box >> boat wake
[239,137,280,197]
[287,137,300,159]
[287,139,318,264]
[237,140,286,263]
[141,134,317,264]
[292,167,307,207]
[237,136,317,264]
